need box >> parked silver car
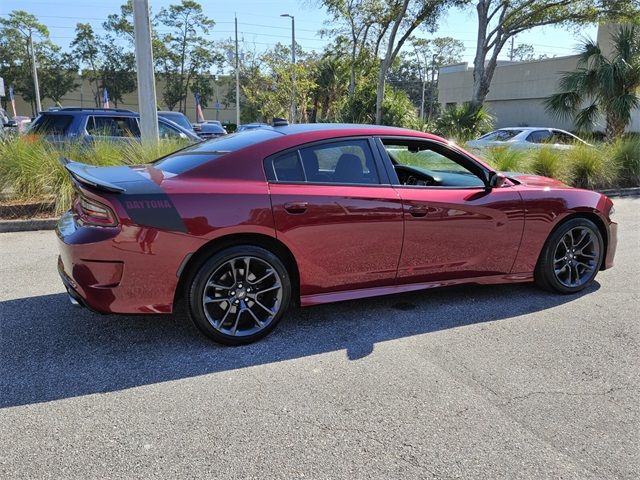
[467,127,591,150]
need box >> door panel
[270,183,404,296]
[397,187,524,282]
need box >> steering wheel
[405,172,436,186]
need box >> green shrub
[530,147,565,180]
[0,137,190,213]
[566,145,615,189]
[609,137,640,187]
[481,147,527,172]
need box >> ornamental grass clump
[609,137,640,187]
[482,146,527,173]
[530,147,565,181]
[0,136,191,214]
[566,144,615,190]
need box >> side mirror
[489,172,507,189]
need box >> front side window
[383,140,486,188]
[158,121,182,139]
[550,130,576,145]
[87,116,140,137]
[526,130,552,144]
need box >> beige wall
[11,74,237,124]
[437,24,640,132]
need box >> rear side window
[273,152,304,181]
[87,116,140,137]
[300,139,380,184]
[268,139,380,185]
[29,115,73,135]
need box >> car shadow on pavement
[0,282,599,408]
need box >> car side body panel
[394,186,525,282]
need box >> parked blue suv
[28,108,201,144]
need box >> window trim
[264,136,391,186]
[375,136,493,190]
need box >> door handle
[284,201,308,214]
[408,206,428,217]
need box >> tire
[535,217,603,294]
[187,245,292,345]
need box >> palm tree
[545,26,640,140]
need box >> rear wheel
[535,217,603,294]
[187,245,291,345]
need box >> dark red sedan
[57,124,617,345]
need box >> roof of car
[497,127,566,131]
[260,122,432,137]
[42,108,136,115]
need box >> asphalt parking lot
[1,198,638,479]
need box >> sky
[0,0,598,64]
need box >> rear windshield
[479,129,522,141]
[29,114,73,135]
[153,128,281,174]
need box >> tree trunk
[605,111,625,141]
[471,1,489,111]
[375,57,389,124]
[348,36,357,98]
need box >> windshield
[479,130,522,141]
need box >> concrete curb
[0,187,638,233]
[598,187,640,198]
[0,218,58,233]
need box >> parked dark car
[56,123,617,346]
[192,122,227,139]
[28,108,201,144]
[157,111,196,133]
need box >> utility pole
[281,14,296,123]
[235,15,240,127]
[29,32,42,114]
[509,37,515,61]
[133,0,159,144]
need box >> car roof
[258,122,433,137]
[497,127,568,132]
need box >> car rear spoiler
[59,157,126,193]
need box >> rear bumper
[56,211,187,314]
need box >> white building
[437,24,640,132]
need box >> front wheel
[187,245,291,345]
[535,218,603,294]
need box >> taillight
[75,195,118,227]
